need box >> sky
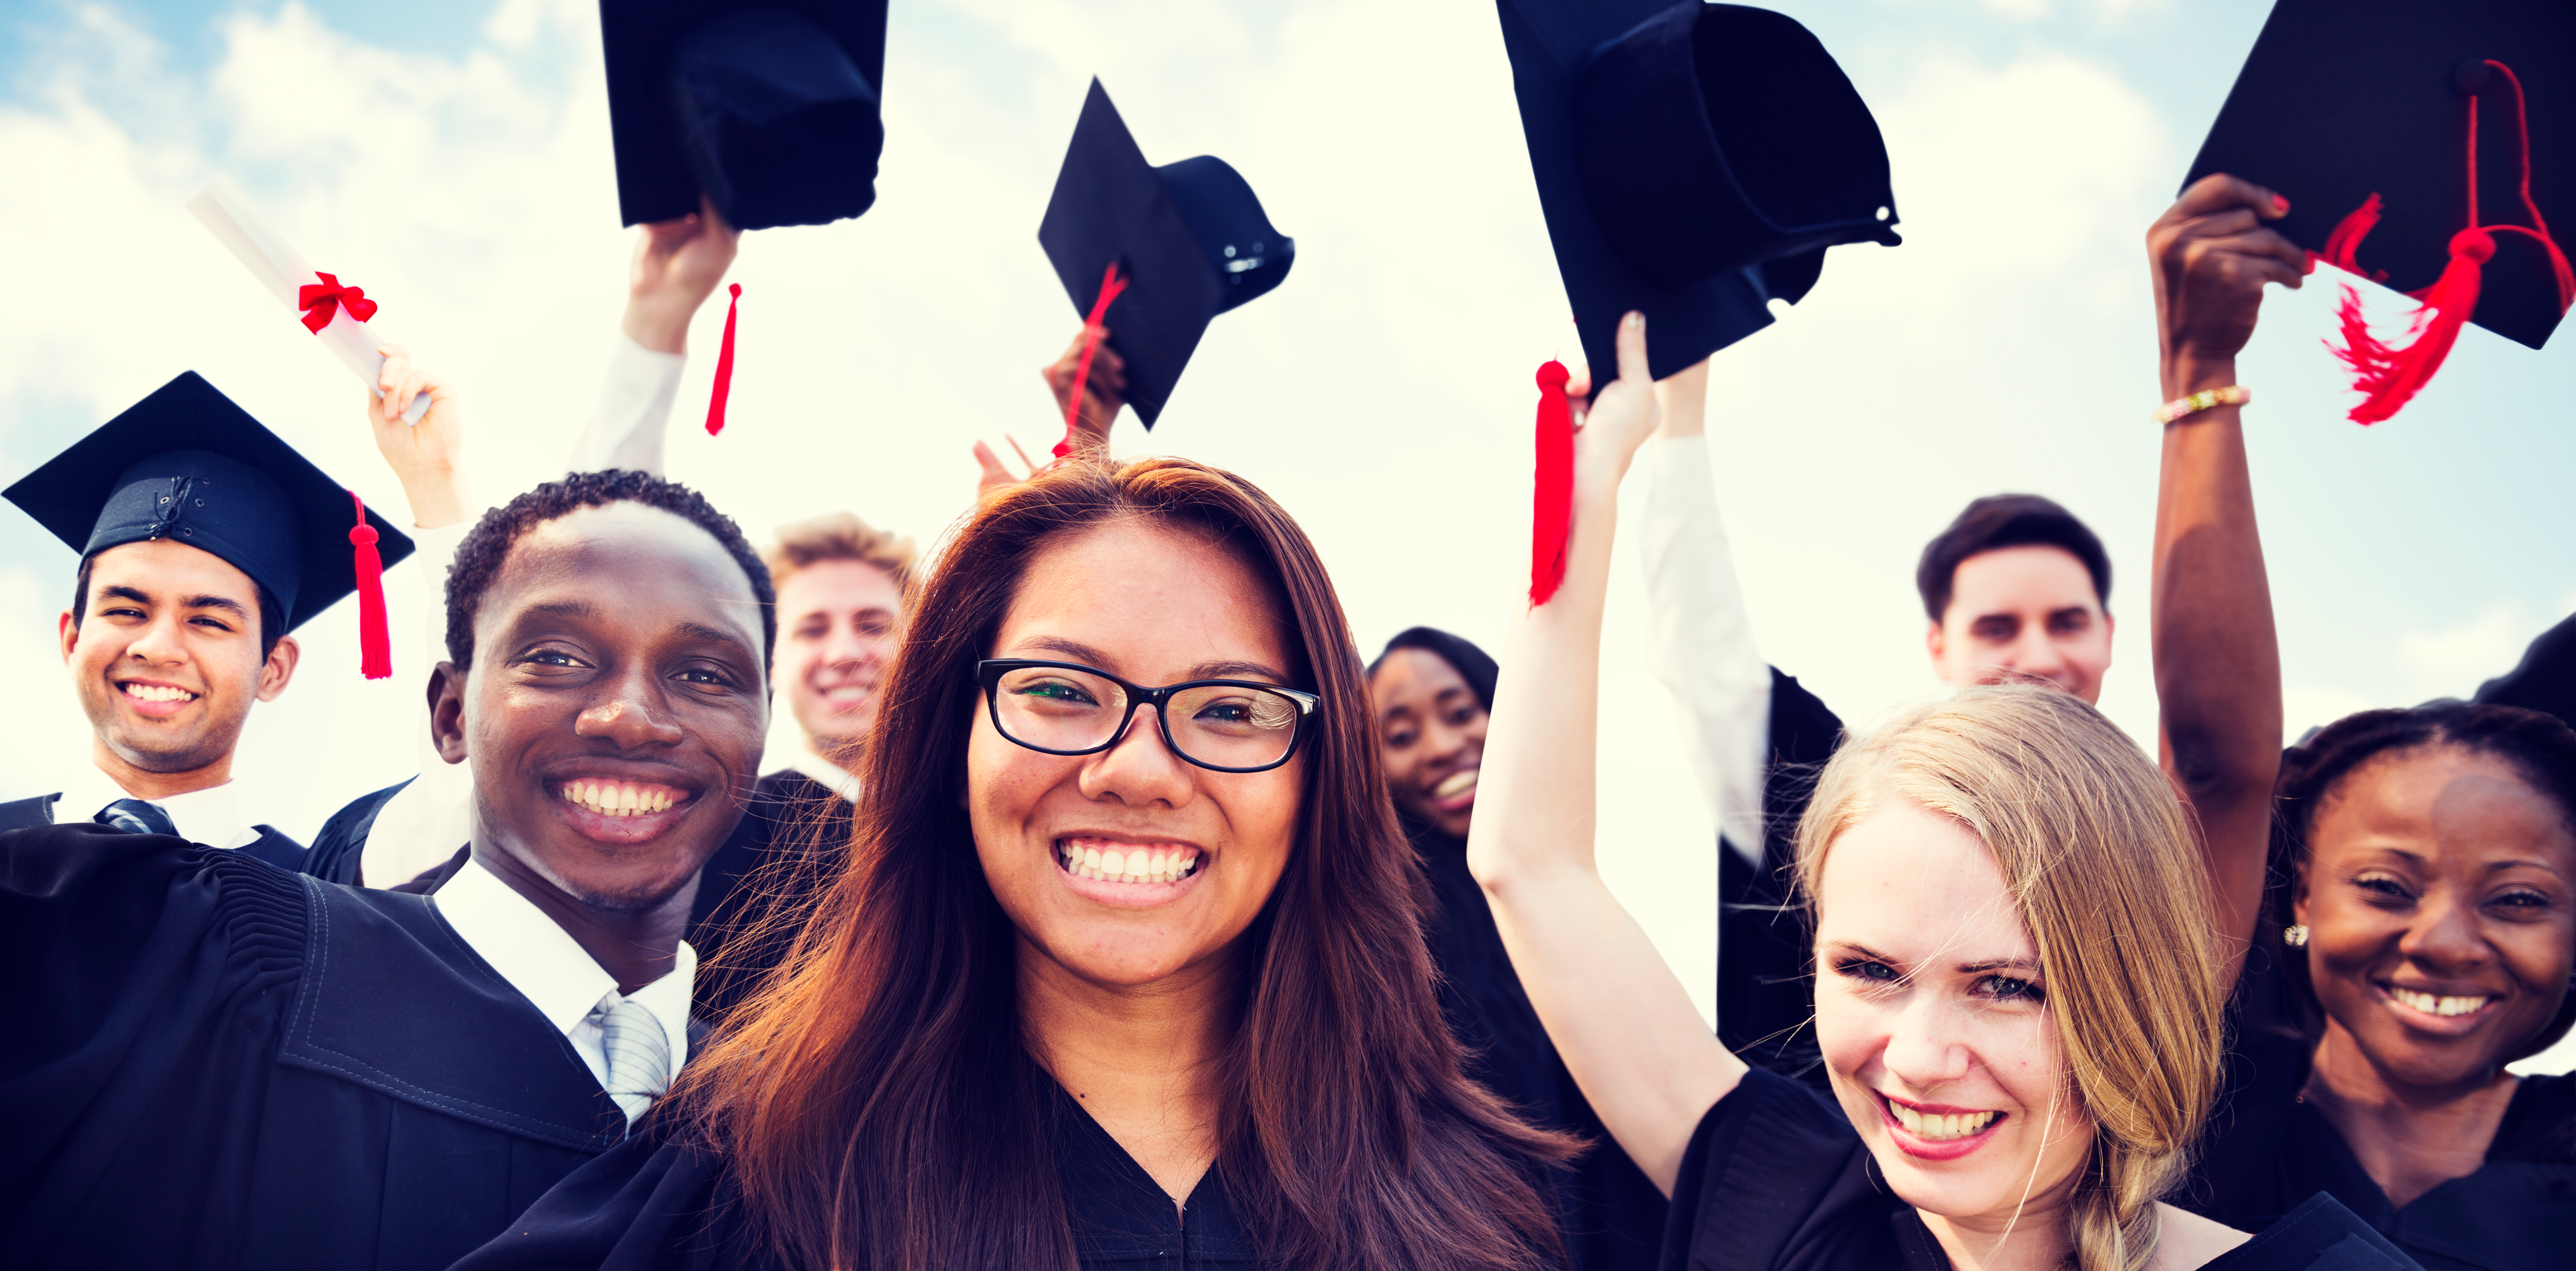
[3,0,2573,1049]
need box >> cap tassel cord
[1528,361,1574,607]
[1055,262,1129,459]
[703,283,741,436]
[347,489,391,680]
[2320,60,2573,425]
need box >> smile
[1878,1093,2006,1159]
[118,681,199,703]
[1057,835,1201,884]
[555,778,689,818]
[1433,768,1479,802]
[2385,985,2495,1020]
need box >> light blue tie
[589,993,671,1129]
[95,798,177,838]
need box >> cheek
[1810,982,1882,1071]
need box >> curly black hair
[2268,700,2576,1062]
[443,468,777,676]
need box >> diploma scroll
[187,176,432,424]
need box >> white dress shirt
[568,335,687,475]
[780,745,863,804]
[1639,433,1774,867]
[432,856,695,1122]
[54,762,262,850]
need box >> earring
[2283,924,2309,947]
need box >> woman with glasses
[455,456,1575,1271]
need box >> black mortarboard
[1038,79,1296,428]
[2,372,414,639]
[602,0,888,230]
[1497,0,1901,380]
[2187,0,2576,350]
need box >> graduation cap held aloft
[3,372,415,679]
[2188,0,2574,424]
[603,0,887,231]
[1038,79,1295,444]
[1496,0,1899,604]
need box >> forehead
[2319,745,2576,868]
[484,502,762,637]
[776,557,904,615]
[1948,545,2099,616]
[1372,648,1471,712]
[85,538,263,604]
[1818,795,2035,961]
[995,520,1290,681]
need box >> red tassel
[703,282,740,436]
[348,490,391,680]
[2319,194,2388,282]
[1528,361,1574,607]
[1055,263,1129,459]
[2331,229,2492,425]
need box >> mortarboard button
[602,0,888,230]
[1037,79,1297,429]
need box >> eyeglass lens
[992,664,1300,767]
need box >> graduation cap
[2187,0,2574,423]
[2,372,415,678]
[1496,0,1901,382]
[1038,79,1296,431]
[602,0,888,230]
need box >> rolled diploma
[187,175,431,424]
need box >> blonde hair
[762,511,918,599]
[1794,686,2223,1271]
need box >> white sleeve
[566,335,687,476]
[358,520,476,887]
[1640,434,1772,867]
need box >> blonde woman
[1467,312,2415,1271]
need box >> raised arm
[2147,174,2301,984]
[1467,314,1747,1196]
[570,194,740,475]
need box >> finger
[972,440,1011,480]
[1612,311,1650,387]
[2172,206,2262,241]
[697,192,737,241]
[2199,227,2309,279]
[2171,172,2288,222]
[1005,436,1039,474]
[1562,364,1592,400]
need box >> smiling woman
[454,455,1575,1271]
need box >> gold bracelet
[2152,385,2250,424]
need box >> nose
[573,665,685,751]
[124,608,191,667]
[821,622,879,670]
[2003,630,2069,685]
[1879,995,1974,1091]
[1077,705,1195,809]
[2399,889,2494,973]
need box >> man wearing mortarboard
[0,372,414,867]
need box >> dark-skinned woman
[1369,629,1667,1271]
[456,457,1577,1271]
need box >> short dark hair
[443,469,776,674]
[2271,701,2576,1063]
[71,553,288,662]
[1915,493,2111,623]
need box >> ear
[2289,860,2312,926]
[1924,620,1947,669]
[429,661,471,765]
[58,610,78,665]
[254,635,300,701]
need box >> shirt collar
[56,761,258,850]
[785,743,863,803]
[434,857,697,1041]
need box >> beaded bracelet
[2152,385,2250,424]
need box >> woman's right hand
[370,343,470,529]
[1042,324,1127,454]
[2149,173,2307,391]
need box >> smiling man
[0,466,775,1271]
[0,372,413,865]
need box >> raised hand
[622,194,742,355]
[1041,324,1127,453]
[2150,173,2307,391]
[972,436,1043,500]
[370,343,471,529]
[1560,311,1663,494]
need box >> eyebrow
[100,584,250,618]
[676,621,761,656]
[1016,636,1289,685]
[1824,941,2039,976]
[532,600,604,620]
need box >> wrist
[2161,355,2239,398]
[396,470,470,530]
[621,301,690,355]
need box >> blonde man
[759,512,917,806]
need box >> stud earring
[2283,924,2309,947]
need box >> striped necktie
[95,798,178,838]
[589,992,671,1129]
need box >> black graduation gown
[0,788,308,870]
[1663,1068,2422,1271]
[450,1080,1261,1270]
[2184,1023,2576,1271]
[0,823,626,1271]
[1717,667,1844,1088]
[1412,816,1667,1271]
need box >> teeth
[1057,840,1200,885]
[123,683,196,702]
[1888,1100,1999,1140]
[2390,987,2491,1018]
[1433,769,1479,799]
[559,780,681,818]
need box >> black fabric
[306,776,416,884]
[0,823,620,1271]
[2,786,304,870]
[2186,1015,2576,1271]
[0,793,59,831]
[683,767,852,1024]
[236,823,309,872]
[1666,1070,2416,1271]
[1413,818,1667,1271]
[2474,610,2576,727]
[1717,667,1844,1088]
[452,1078,1260,1269]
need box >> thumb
[1612,311,1650,387]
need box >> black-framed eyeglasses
[975,659,1319,774]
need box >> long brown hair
[680,456,1572,1269]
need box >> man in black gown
[0,372,415,867]
[0,466,776,1271]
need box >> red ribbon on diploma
[298,273,379,333]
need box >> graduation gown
[1718,667,1844,1088]
[452,1077,1259,1270]
[1665,1068,2421,1271]
[0,823,626,1271]
[0,789,308,871]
